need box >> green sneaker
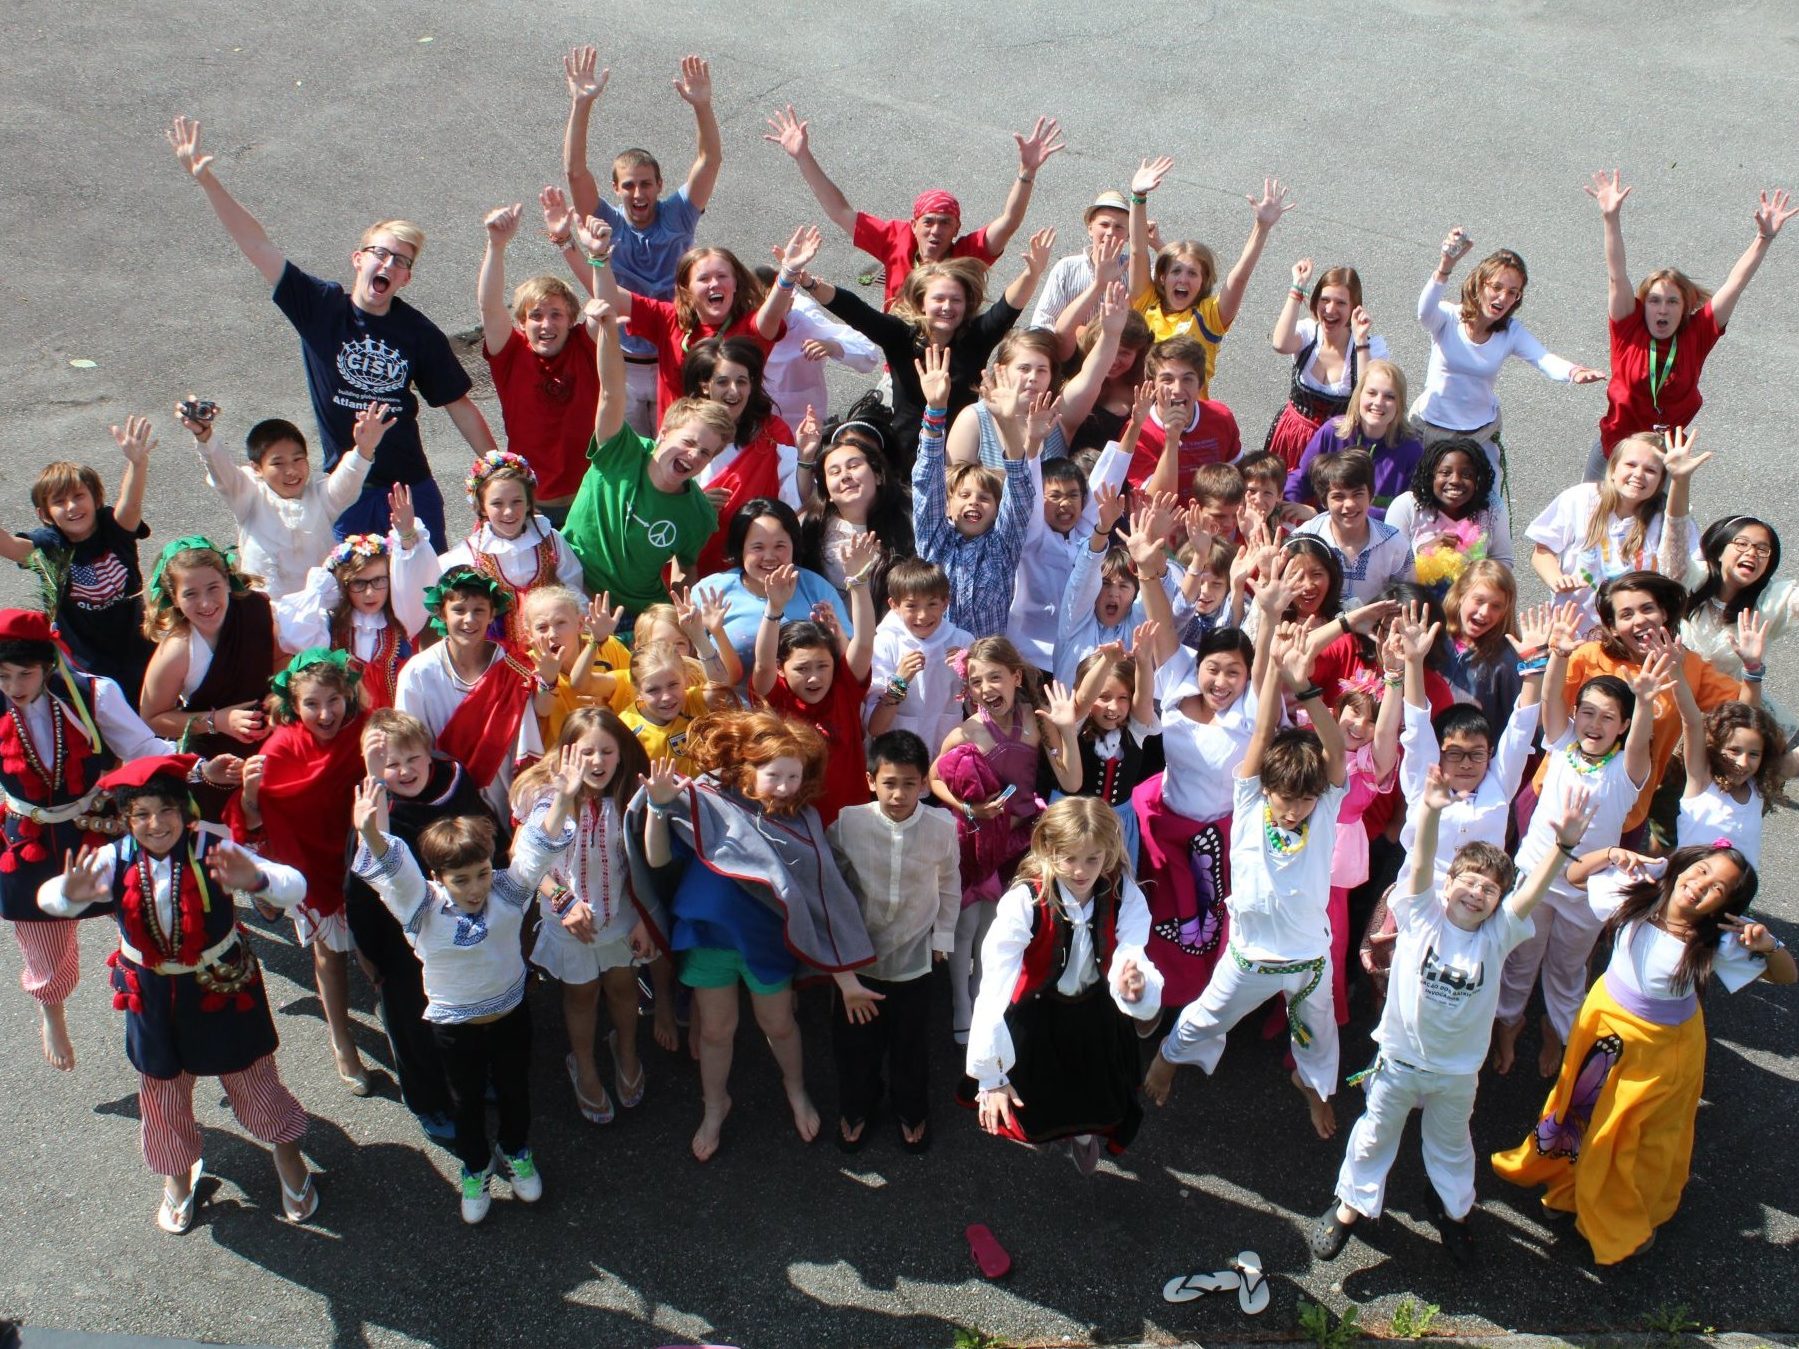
[459,1165,492,1224]
[498,1146,543,1203]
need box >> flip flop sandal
[966,1223,1011,1280]
[157,1159,204,1235]
[1231,1251,1270,1315]
[280,1169,320,1224]
[607,1031,646,1109]
[1161,1269,1242,1304]
[835,1118,869,1154]
[898,1121,930,1155]
[567,1052,615,1125]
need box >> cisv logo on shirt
[338,336,410,396]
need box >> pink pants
[12,920,79,1006]
[138,1055,308,1177]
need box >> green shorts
[678,945,792,996]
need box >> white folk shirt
[1399,699,1539,881]
[827,803,960,982]
[195,434,372,601]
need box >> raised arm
[1271,259,1314,353]
[1506,784,1598,922]
[1278,620,1346,787]
[1214,177,1297,329]
[1672,651,1710,800]
[561,46,611,218]
[1127,157,1173,301]
[671,56,722,211]
[1584,170,1636,323]
[762,106,857,238]
[479,204,523,355]
[168,116,286,286]
[1122,495,1180,663]
[1404,766,1455,896]
[1624,636,1679,785]
[110,415,155,534]
[980,117,1065,255]
[756,226,823,340]
[1371,638,1405,783]
[1539,608,1579,743]
[592,299,627,442]
[1710,189,1798,328]
[751,566,797,699]
[1050,234,1126,359]
[1130,622,1161,729]
[1002,227,1056,312]
[1657,427,1710,578]
[1057,283,1127,431]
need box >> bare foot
[1293,1070,1337,1139]
[653,1003,680,1054]
[692,1096,732,1162]
[1143,1052,1175,1106]
[786,1083,821,1143]
[840,1118,865,1146]
[1491,1017,1522,1075]
[1537,1017,1564,1079]
[40,1003,74,1071]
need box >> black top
[22,505,155,706]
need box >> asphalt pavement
[2,1,1798,1345]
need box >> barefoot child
[351,753,580,1223]
[233,650,373,1094]
[0,610,234,1071]
[40,755,318,1232]
[970,797,1163,1173]
[511,708,652,1125]
[1311,773,1599,1264]
[627,712,882,1161]
[827,730,961,1152]
[1146,621,1349,1139]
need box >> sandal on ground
[899,1120,931,1155]
[1161,1269,1241,1304]
[835,1117,869,1154]
[157,1160,204,1235]
[607,1030,645,1109]
[1231,1250,1270,1315]
[1310,1203,1356,1261]
[280,1168,320,1224]
[567,1052,615,1125]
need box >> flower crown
[270,647,362,714]
[422,568,512,635]
[148,535,237,605]
[464,450,538,506]
[326,534,392,571]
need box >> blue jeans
[333,476,448,554]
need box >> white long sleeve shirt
[437,518,587,597]
[1006,438,1130,669]
[866,610,976,756]
[350,816,574,1023]
[40,825,306,925]
[762,291,884,424]
[1411,276,1575,432]
[967,876,1162,1090]
[1053,543,1193,687]
[195,434,372,600]
[7,678,170,782]
[1398,698,1539,879]
[828,803,961,982]
[272,529,438,653]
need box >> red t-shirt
[764,653,872,827]
[1125,400,1242,490]
[851,212,1000,307]
[624,294,784,422]
[1599,300,1723,453]
[483,327,598,501]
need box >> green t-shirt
[562,425,718,614]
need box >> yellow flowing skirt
[1491,976,1704,1265]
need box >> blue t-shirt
[594,188,702,359]
[21,506,155,704]
[271,262,472,488]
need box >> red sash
[437,649,536,789]
[695,419,791,577]
[234,712,369,917]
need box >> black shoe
[1426,1191,1475,1265]
[1310,1202,1356,1260]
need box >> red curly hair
[684,710,827,812]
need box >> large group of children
[2,51,1795,1273]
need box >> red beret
[912,190,962,221]
[0,609,56,645]
[98,755,200,794]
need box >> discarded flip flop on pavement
[1232,1250,1270,1315]
[966,1223,1012,1279]
[1161,1269,1241,1303]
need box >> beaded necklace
[1262,806,1309,857]
[10,703,64,795]
[1565,741,1621,777]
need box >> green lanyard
[1647,334,1677,411]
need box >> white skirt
[292,904,354,954]
[529,899,638,984]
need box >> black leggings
[432,1001,532,1173]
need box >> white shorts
[292,904,354,954]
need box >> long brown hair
[1601,845,1759,995]
[1458,249,1529,329]
[889,258,988,340]
[673,247,764,337]
[509,706,648,820]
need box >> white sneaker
[496,1146,543,1204]
[459,1164,492,1224]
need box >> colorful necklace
[1263,806,1309,857]
[1565,741,1621,776]
[10,703,64,795]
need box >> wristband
[1744,667,1766,683]
[1017,172,1034,184]
[796,458,819,472]
[777,274,796,290]
[961,803,976,822]
[1129,193,1148,205]
[536,675,557,692]
[1382,674,1403,687]
[1556,841,1579,859]
[546,882,575,917]
[888,675,910,696]
[586,255,611,269]
[763,609,783,623]
[1288,286,1306,300]
[1354,341,1371,350]
[1294,684,1325,703]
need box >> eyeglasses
[1441,747,1490,767]
[1727,537,1773,558]
[346,576,391,594]
[361,245,415,271]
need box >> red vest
[1009,875,1121,1005]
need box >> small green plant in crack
[1641,1302,1711,1344]
[951,1328,1011,1349]
[1388,1295,1441,1340]
[1299,1297,1364,1349]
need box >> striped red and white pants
[138,1055,308,1177]
[12,919,79,1007]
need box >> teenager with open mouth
[797,400,914,612]
[1284,359,1425,522]
[694,498,849,677]
[1264,260,1388,471]
[1383,437,1515,609]
[1682,515,1799,737]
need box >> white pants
[949,900,995,1040]
[1496,887,1603,1040]
[1161,948,1339,1099]
[623,359,660,439]
[1335,1057,1478,1220]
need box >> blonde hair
[1332,358,1410,448]
[946,462,1004,502]
[1443,560,1518,663]
[362,708,431,755]
[630,639,689,689]
[890,258,988,335]
[511,274,582,326]
[359,219,425,261]
[1015,797,1132,891]
[964,635,1040,710]
[659,397,737,446]
[521,585,583,627]
[1583,432,1668,562]
[1153,241,1219,309]
[992,329,1065,393]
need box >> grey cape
[624,776,874,980]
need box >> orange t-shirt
[1533,643,1745,831]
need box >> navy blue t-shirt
[271,262,472,488]
[20,506,155,706]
